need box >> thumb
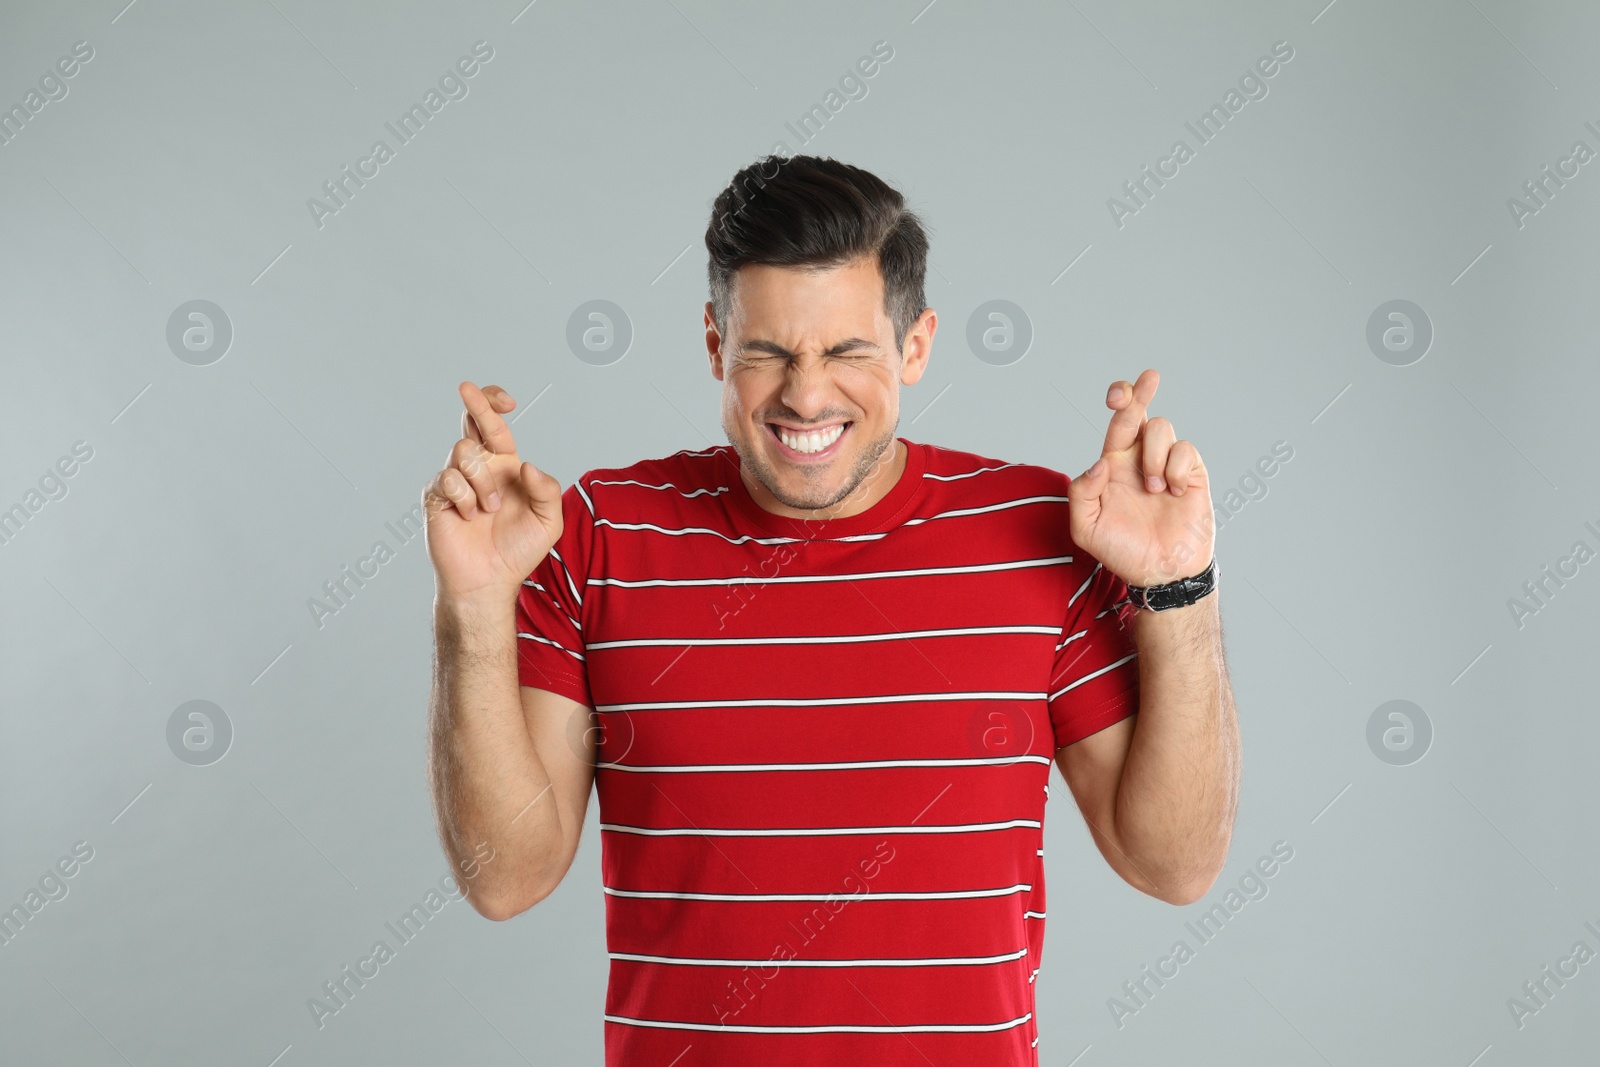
[1070,457,1109,497]
[519,461,563,527]
[1068,457,1107,528]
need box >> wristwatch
[1126,556,1218,612]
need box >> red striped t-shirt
[514,436,1141,1066]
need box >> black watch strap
[1126,556,1218,612]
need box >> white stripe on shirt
[588,555,1072,589]
[516,632,585,662]
[599,818,1041,837]
[609,946,1029,968]
[590,477,732,498]
[602,882,1035,902]
[1049,652,1139,701]
[604,1011,1033,1034]
[595,690,1045,713]
[596,754,1051,773]
[588,624,1061,650]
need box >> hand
[1066,369,1214,588]
[422,381,564,606]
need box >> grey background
[2,0,1596,1063]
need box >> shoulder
[569,445,739,518]
[916,439,1073,497]
[915,441,1082,555]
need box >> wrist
[434,589,518,631]
[1125,555,1218,612]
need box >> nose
[780,355,834,420]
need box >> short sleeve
[513,478,595,708]
[1049,552,1141,748]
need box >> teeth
[776,423,845,454]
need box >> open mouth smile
[767,421,851,462]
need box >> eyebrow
[736,337,880,359]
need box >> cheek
[835,367,894,410]
[726,376,768,417]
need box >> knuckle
[452,439,490,475]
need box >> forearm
[427,595,566,911]
[1112,592,1239,901]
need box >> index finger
[460,383,516,444]
[458,381,518,455]
[1102,368,1159,456]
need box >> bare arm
[1058,368,1239,905]
[427,593,596,920]
[1056,592,1238,905]
[421,381,596,921]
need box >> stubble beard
[728,415,900,514]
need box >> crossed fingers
[1102,368,1198,496]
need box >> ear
[898,307,936,386]
[705,301,725,381]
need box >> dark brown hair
[705,154,930,352]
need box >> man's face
[706,255,933,517]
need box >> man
[425,154,1238,1066]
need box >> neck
[746,438,906,521]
